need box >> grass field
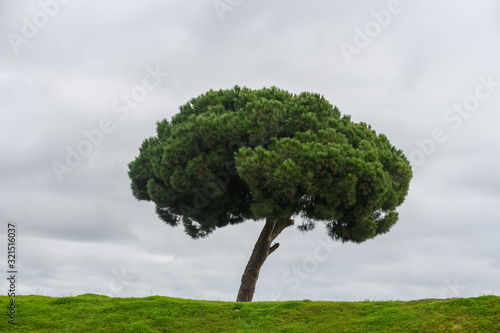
[0,294,499,332]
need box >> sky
[1,0,499,302]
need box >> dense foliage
[128,86,412,242]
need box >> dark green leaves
[128,86,412,241]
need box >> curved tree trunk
[236,218,294,302]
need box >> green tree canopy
[129,85,411,242]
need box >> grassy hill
[0,294,499,332]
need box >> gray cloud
[1,0,499,302]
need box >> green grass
[0,294,499,332]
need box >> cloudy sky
[1,0,499,302]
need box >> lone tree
[128,86,412,302]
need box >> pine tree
[128,86,412,302]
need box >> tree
[128,86,412,302]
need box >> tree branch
[271,219,294,241]
[268,243,279,256]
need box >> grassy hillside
[0,294,499,332]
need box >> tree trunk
[236,218,294,302]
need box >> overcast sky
[1,0,499,302]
